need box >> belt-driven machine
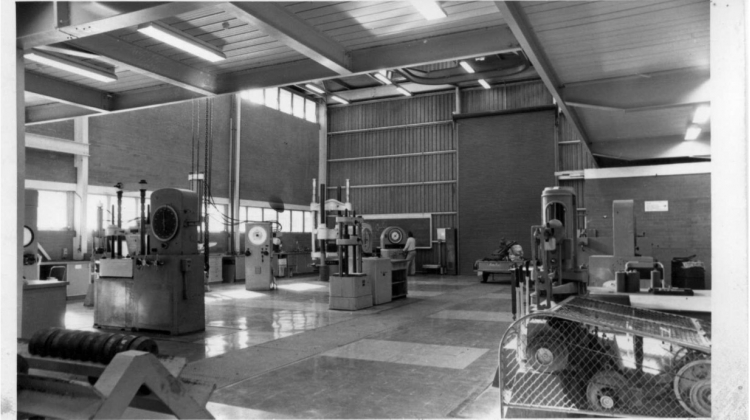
[499,187,711,418]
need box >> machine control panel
[244,222,275,291]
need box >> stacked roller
[28,328,158,364]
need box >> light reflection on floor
[276,283,326,292]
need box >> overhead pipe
[138,180,147,256]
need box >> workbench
[21,280,68,339]
[588,287,711,313]
[39,260,91,298]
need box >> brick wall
[584,174,711,288]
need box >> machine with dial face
[95,187,204,335]
[148,189,199,255]
[244,222,277,291]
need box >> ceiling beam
[217,2,351,75]
[26,103,101,125]
[562,67,711,110]
[26,133,90,156]
[17,2,215,49]
[217,59,338,93]
[330,83,456,103]
[590,136,711,161]
[112,85,207,111]
[219,27,522,93]
[494,2,592,150]
[70,35,217,96]
[350,26,520,72]
[25,72,112,112]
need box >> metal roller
[100,333,126,364]
[48,329,70,359]
[524,327,569,373]
[89,333,114,364]
[128,336,159,354]
[115,335,139,354]
[586,370,628,412]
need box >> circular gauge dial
[388,229,403,244]
[152,205,179,242]
[23,225,35,247]
[248,225,268,245]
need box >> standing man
[403,231,416,276]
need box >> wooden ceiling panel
[341,14,506,50]
[522,0,708,83]
[578,105,701,142]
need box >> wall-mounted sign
[645,201,668,212]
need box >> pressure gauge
[23,225,34,247]
[248,225,268,246]
[152,205,179,242]
[388,229,403,244]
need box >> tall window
[87,194,109,233]
[293,94,305,119]
[264,87,278,109]
[243,89,264,105]
[305,99,317,123]
[291,210,304,232]
[207,204,227,232]
[304,211,314,233]
[279,89,292,114]
[277,211,291,233]
[37,191,69,230]
[246,207,263,223]
[262,208,277,222]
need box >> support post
[711,0,748,416]
[232,94,242,253]
[73,116,89,260]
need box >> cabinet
[390,259,408,299]
[39,261,91,298]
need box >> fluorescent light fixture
[373,72,392,85]
[137,22,226,63]
[412,1,446,20]
[459,60,475,74]
[692,105,710,124]
[304,83,326,94]
[685,125,702,141]
[478,79,491,89]
[24,50,118,83]
[396,86,412,97]
[331,95,350,105]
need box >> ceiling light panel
[459,61,475,74]
[137,22,226,63]
[331,95,349,105]
[478,79,491,89]
[685,125,702,141]
[412,1,447,20]
[24,50,118,83]
[373,73,392,85]
[305,84,325,94]
[692,105,710,124]
[396,87,412,97]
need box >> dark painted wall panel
[457,111,556,274]
[88,97,232,196]
[25,149,77,183]
[584,174,711,288]
[26,120,75,140]
[239,101,319,206]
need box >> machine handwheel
[524,328,568,373]
[586,371,628,412]
[674,359,711,417]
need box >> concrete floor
[64,274,514,419]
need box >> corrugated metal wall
[461,81,552,113]
[557,112,597,228]
[327,80,559,270]
[328,93,456,269]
